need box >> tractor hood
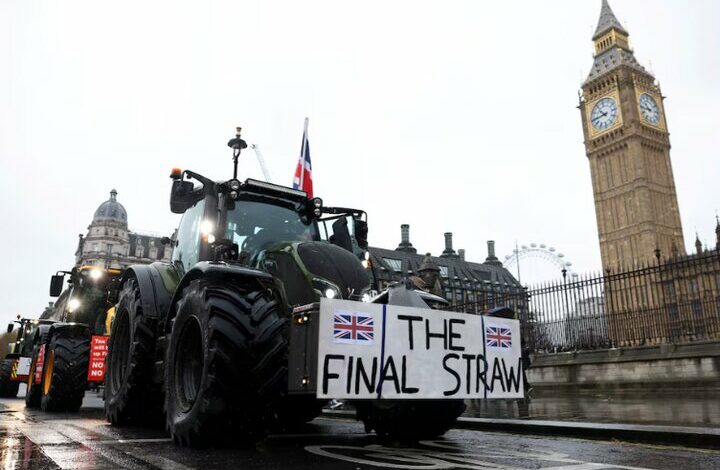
[296,241,369,300]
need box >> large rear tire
[0,358,19,398]
[40,331,90,412]
[165,279,288,447]
[355,399,466,442]
[25,351,41,408]
[104,278,162,425]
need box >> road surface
[1,391,718,470]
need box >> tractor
[25,266,122,411]
[0,317,56,398]
[103,129,471,447]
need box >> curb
[320,410,720,449]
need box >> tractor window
[173,199,206,272]
[320,214,362,255]
[225,201,319,264]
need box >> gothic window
[136,245,144,258]
[106,243,113,255]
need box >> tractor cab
[6,318,56,358]
[168,163,373,308]
[49,266,123,334]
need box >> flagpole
[299,117,309,190]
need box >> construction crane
[251,144,272,183]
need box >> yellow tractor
[25,266,122,411]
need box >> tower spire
[593,0,627,40]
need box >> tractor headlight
[312,278,341,300]
[89,269,103,281]
[67,298,81,313]
[228,179,241,191]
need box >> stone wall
[528,340,720,393]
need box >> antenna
[227,127,248,179]
[250,143,272,182]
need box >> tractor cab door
[319,213,367,259]
[171,199,208,275]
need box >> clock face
[590,97,619,131]
[639,93,660,125]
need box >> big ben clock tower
[580,0,685,272]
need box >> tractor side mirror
[331,218,353,253]
[170,180,195,214]
[6,323,13,334]
[354,219,368,250]
[50,274,65,297]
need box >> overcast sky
[1,0,718,325]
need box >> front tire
[355,399,466,441]
[40,331,90,412]
[104,278,162,425]
[165,280,288,447]
[0,358,19,398]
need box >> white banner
[316,299,525,399]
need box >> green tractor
[25,266,122,411]
[1,317,56,398]
[104,129,466,446]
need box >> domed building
[75,189,173,269]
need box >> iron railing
[450,250,720,353]
[525,250,720,352]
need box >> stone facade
[74,189,173,269]
[579,0,685,272]
[528,340,720,392]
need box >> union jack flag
[292,117,313,198]
[333,311,374,345]
[486,325,512,349]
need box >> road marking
[305,441,656,470]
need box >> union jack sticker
[486,324,512,349]
[333,311,374,345]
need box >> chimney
[458,249,465,261]
[484,240,502,266]
[396,224,417,253]
[441,232,457,257]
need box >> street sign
[87,335,109,382]
[34,344,46,384]
[317,299,525,399]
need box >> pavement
[1,389,719,470]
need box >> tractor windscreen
[225,200,319,263]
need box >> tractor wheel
[165,279,288,447]
[104,278,162,425]
[355,399,466,442]
[26,347,46,408]
[40,331,90,412]
[0,358,19,398]
[25,333,47,408]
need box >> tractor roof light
[228,179,241,191]
[312,197,323,208]
[170,168,183,180]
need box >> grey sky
[1,0,718,325]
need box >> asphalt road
[1,390,719,470]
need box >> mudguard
[48,322,90,340]
[121,262,178,321]
[163,261,276,333]
[30,324,54,347]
